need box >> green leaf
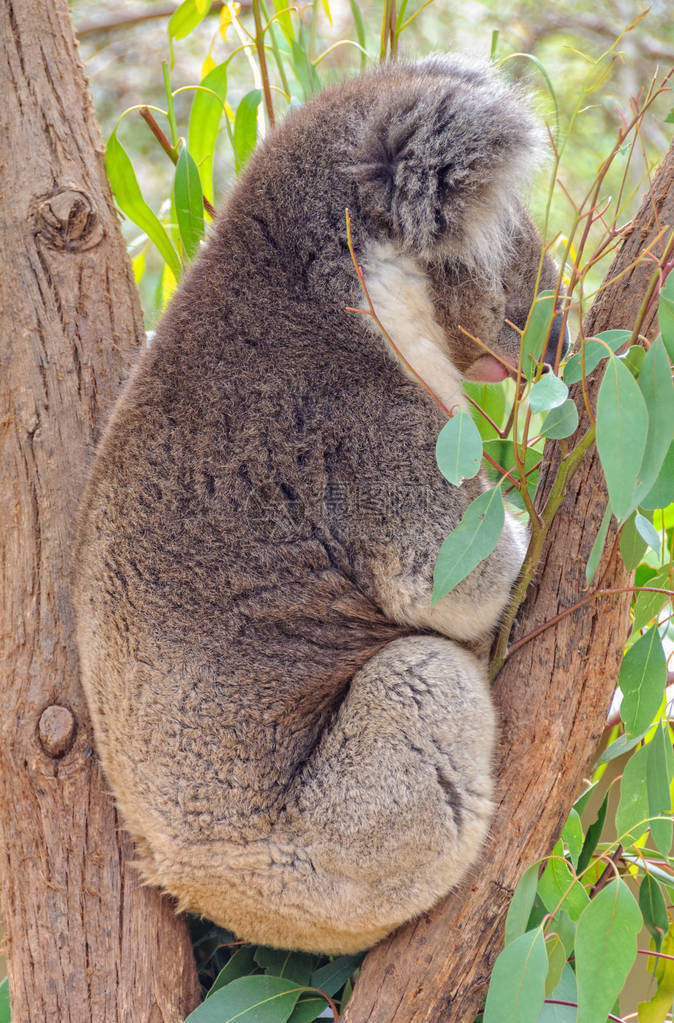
[561,808,584,869]
[544,933,567,998]
[254,949,315,985]
[635,511,662,553]
[463,380,507,440]
[189,62,228,205]
[288,38,321,100]
[616,741,650,844]
[640,441,674,511]
[620,511,649,570]
[659,271,674,362]
[174,143,205,261]
[540,398,579,440]
[547,909,576,960]
[538,844,589,922]
[632,567,671,632]
[169,0,212,41]
[528,372,568,413]
[505,863,541,946]
[435,408,483,485]
[0,977,9,1023]
[105,129,181,280]
[287,994,330,1023]
[585,504,612,585]
[233,89,262,172]
[634,336,674,504]
[520,292,556,379]
[577,791,609,873]
[483,929,548,1023]
[596,353,649,521]
[185,975,303,1023]
[639,873,669,949]
[432,486,505,602]
[647,722,674,856]
[310,955,362,998]
[208,947,258,997]
[598,730,646,766]
[619,626,667,737]
[638,923,674,1023]
[537,964,577,1022]
[272,0,296,43]
[348,0,368,69]
[563,329,631,385]
[575,879,641,1023]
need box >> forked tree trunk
[0,2,200,1020]
[342,144,674,1023]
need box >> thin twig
[138,107,217,219]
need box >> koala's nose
[544,311,570,369]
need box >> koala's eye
[502,282,512,301]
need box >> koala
[74,56,565,955]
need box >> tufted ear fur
[351,56,544,272]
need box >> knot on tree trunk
[31,188,104,251]
[38,705,76,757]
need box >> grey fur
[74,56,559,954]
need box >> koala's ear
[351,57,543,270]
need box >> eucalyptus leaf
[631,567,671,632]
[536,964,577,1022]
[528,372,568,413]
[432,486,505,603]
[615,741,650,845]
[188,62,228,204]
[640,439,674,511]
[619,626,667,737]
[577,791,609,874]
[435,408,483,485]
[639,873,668,949]
[520,292,556,379]
[0,978,9,1023]
[105,129,181,280]
[620,511,648,570]
[561,808,583,869]
[635,512,662,553]
[185,975,303,1023]
[505,862,541,946]
[483,929,548,1023]
[233,89,262,172]
[174,143,205,260]
[169,0,212,41]
[538,845,589,922]
[634,336,674,505]
[544,934,567,998]
[208,947,258,997]
[647,722,674,856]
[585,504,612,585]
[574,879,641,1023]
[596,353,649,521]
[659,271,674,361]
[310,955,362,998]
[540,398,579,440]
[563,329,630,385]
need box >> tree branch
[341,142,674,1023]
[0,2,200,1019]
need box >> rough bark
[342,145,674,1023]
[0,2,200,1021]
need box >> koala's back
[74,57,539,953]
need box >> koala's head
[347,56,568,382]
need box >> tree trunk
[342,145,674,1023]
[0,2,200,1021]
